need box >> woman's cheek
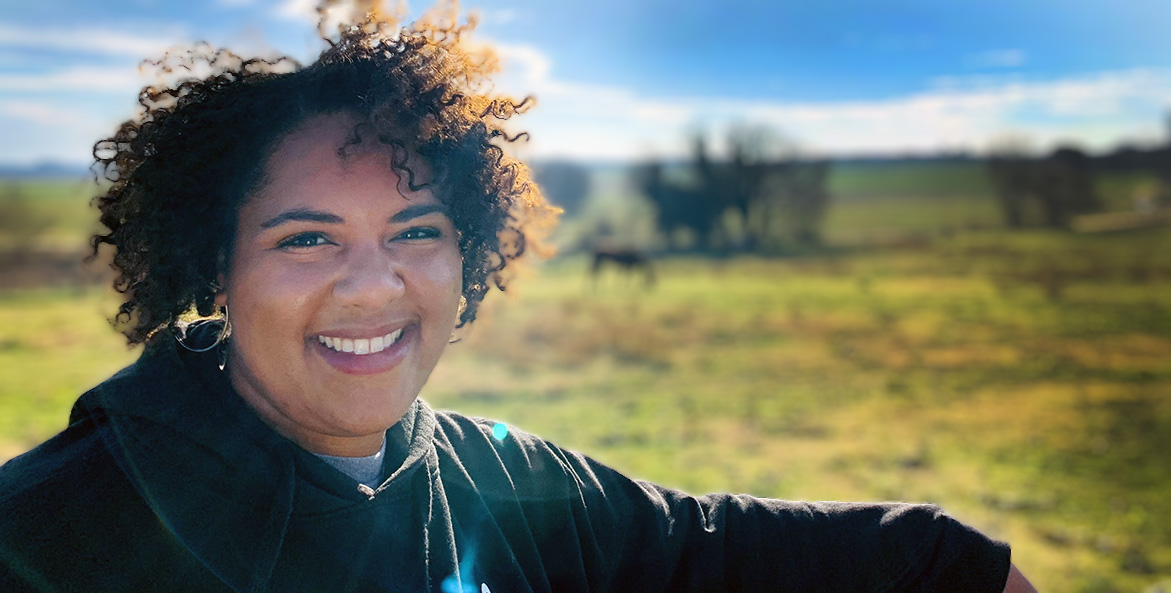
[244,257,334,326]
[426,248,464,309]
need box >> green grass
[822,193,1004,240]
[828,161,996,199]
[0,287,139,458]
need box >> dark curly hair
[89,9,557,344]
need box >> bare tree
[635,126,831,252]
[989,145,1101,228]
[634,160,723,250]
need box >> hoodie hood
[68,321,447,592]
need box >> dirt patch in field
[0,250,112,290]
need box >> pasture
[1,166,1169,592]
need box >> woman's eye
[396,227,441,241]
[278,232,331,249]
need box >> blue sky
[2,0,1171,165]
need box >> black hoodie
[0,330,1011,592]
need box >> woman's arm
[563,454,1014,591]
[463,415,1017,592]
[1004,564,1038,593]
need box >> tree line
[531,131,1171,251]
[989,142,1171,229]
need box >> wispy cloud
[0,24,185,59]
[486,43,1171,159]
[0,99,116,165]
[703,69,1171,155]
[276,0,370,37]
[0,100,83,125]
[278,0,318,22]
[0,66,144,93]
[5,27,1166,165]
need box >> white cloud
[277,0,376,39]
[0,100,116,165]
[0,24,185,59]
[278,0,318,21]
[0,66,144,93]
[490,42,551,86]
[492,52,1171,160]
[705,69,1171,155]
[0,100,83,125]
[967,49,1027,69]
[5,31,1168,165]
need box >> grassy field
[2,172,1170,592]
[0,179,99,251]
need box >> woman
[0,9,1035,593]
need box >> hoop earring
[175,307,232,371]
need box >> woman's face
[216,113,463,456]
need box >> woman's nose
[333,245,405,308]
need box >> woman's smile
[312,324,412,375]
[216,112,464,457]
[315,327,405,355]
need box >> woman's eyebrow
[390,203,451,223]
[259,208,344,229]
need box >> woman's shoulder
[0,414,134,552]
[0,415,109,498]
[430,409,576,470]
[0,412,221,590]
[427,407,635,501]
[0,352,173,521]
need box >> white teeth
[317,328,406,355]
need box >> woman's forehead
[265,113,385,177]
[246,113,436,213]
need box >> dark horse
[590,247,655,288]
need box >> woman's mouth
[316,328,405,355]
[312,326,411,375]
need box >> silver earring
[175,307,232,371]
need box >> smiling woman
[223,113,465,458]
[0,3,1033,593]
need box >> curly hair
[89,9,557,344]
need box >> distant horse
[590,247,655,288]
